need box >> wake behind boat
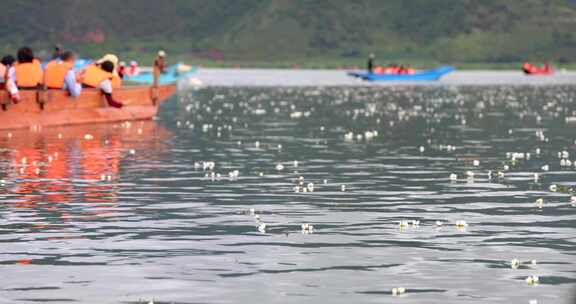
[348,66,455,81]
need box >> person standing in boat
[0,55,19,103]
[44,51,82,97]
[153,50,167,87]
[367,53,375,74]
[80,60,123,108]
[52,44,62,60]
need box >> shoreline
[192,68,576,87]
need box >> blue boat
[125,63,197,85]
[348,66,455,81]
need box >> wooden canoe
[0,84,176,130]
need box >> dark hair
[60,50,75,61]
[100,60,114,73]
[17,47,34,63]
[1,55,15,66]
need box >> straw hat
[158,50,166,57]
[96,54,119,69]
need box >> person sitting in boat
[128,61,140,76]
[80,60,123,108]
[0,55,19,103]
[0,55,13,88]
[398,65,416,75]
[522,62,535,74]
[153,50,167,86]
[52,44,62,60]
[95,54,122,88]
[384,64,399,74]
[44,50,82,97]
[118,61,127,79]
[13,47,43,89]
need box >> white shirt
[99,79,113,94]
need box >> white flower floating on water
[228,170,240,179]
[449,173,458,181]
[307,183,314,192]
[534,173,540,182]
[473,159,480,167]
[392,287,406,296]
[455,220,468,228]
[419,146,425,153]
[525,275,540,285]
[535,198,544,208]
[301,223,314,233]
[541,164,549,172]
[571,196,576,206]
[398,220,419,229]
[511,258,521,269]
[275,163,284,171]
[341,185,346,192]
[549,184,557,192]
[258,223,267,233]
[344,132,354,141]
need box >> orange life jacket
[81,64,113,88]
[44,60,74,89]
[111,74,122,88]
[14,59,43,87]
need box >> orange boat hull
[0,84,176,130]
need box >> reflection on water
[1,86,576,304]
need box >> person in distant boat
[52,44,62,60]
[13,47,43,89]
[80,60,123,108]
[367,53,375,74]
[118,61,127,78]
[44,50,82,97]
[0,55,19,103]
[95,54,122,88]
[153,50,167,86]
[384,64,399,74]
[128,61,140,76]
[522,62,535,74]
[405,65,415,74]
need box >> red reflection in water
[0,121,172,230]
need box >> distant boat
[0,84,176,130]
[348,66,455,81]
[126,63,197,84]
[523,63,553,76]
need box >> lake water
[1,71,576,303]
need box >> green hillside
[1,0,575,68]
